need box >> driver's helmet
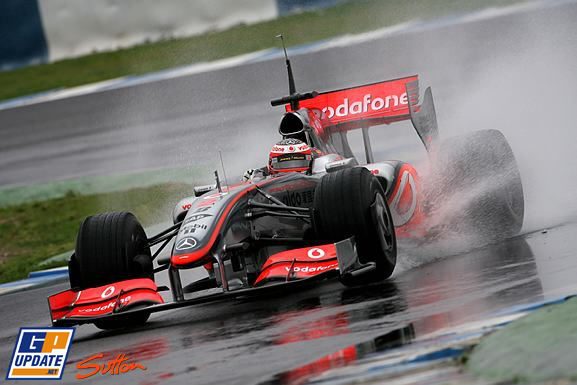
[268,138,313,174]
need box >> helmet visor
[271,153,311,170]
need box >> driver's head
[268,138,313,174]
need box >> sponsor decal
[100,285,115,299]
[7,327,75,380]
[281,189,314,207]
[175,237,197,251]
[181,221,209,236]
[203,192,228,199]
[76,353,146,380]
[181,223,208,235]
[277,153,306,162]
[77,296,132,313]
[284,263,338,273]
[183,223,208,230]
[307,248,325,259]
[184,213,212,224]
[321,93,408,119]
[270,142,311,154]
[197,198,218,208]
[292,76,417,126]
[181,203,192,210]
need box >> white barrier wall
[38,0,278,61]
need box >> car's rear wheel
[314,167,397,286]
[430,129,524,239]
[69,211,153,329]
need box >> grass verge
[467,297,577,383]
[0,0,527,102]
[0,183,192,284]
[0,166,202,208]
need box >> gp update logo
[6,327,74,380]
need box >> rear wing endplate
[406,80,439,152]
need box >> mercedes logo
[176,237,198,251]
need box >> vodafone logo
[270,144,311,154]
[294,76,418,126]
[79,296,132,313]
[284,263,338,273]
[322,93,408,119]
[307,248,325,259]
[101,286,115,299]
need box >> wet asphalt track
[2,1,577,384]
[1,223,577,384]
[2,1,577,188]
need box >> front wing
[49,272,336,326]
[48,238,367,327]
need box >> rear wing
[286,75,438,152]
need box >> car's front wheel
[314,167,397,286]
[69,211,153,329]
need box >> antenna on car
[214,170,222,193]
[276,34,297,109]
[218,150,229,192]
[270,35,317,109]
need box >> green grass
[0,183,192,284]
[467,298,577,383]
[0,166,203,208]
[0,0,526,102]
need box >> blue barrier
[276,0,344,15]
[28,267,69,279]
[0,0,48,71]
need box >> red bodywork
[287,75,418,130]
[386,163,426,238]
[254,244,338,286]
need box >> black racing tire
[314,167,397,286]
[69,212,153,329]
[431,129,524,239]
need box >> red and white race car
[48,53,524,330]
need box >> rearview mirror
[325,158,357,173]
[193,184,216,197]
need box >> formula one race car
[48,44,524,330]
